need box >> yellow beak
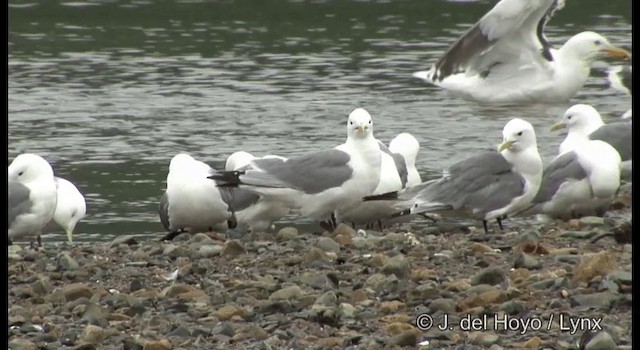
[550,122,566,131]
[497,140,513,152]
[356,125,365,133]
[66,228,74,244]
[602,46,631,60]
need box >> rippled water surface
[8,0,632,242]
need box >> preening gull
[158,153,232,241]
[43,177,87,243]
[365,118,543,234]
[606,65,632,118]
[551,104,632,180]
[514,140,621,221]
[335,140,408,228]
[8,154,58,246]
[209,108,382,231]
[413,0,631,104]
[220,152,291,233]
[388,133,422,187]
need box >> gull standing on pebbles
[209,108,382,232]
[8,154,58,247]
[158,153,233,241]
[365,118,543,234]
[44,177,86,244]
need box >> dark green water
[8,0,632,242]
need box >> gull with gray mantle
[365,118,543,234]
[606,65,632,119]
[209,107,382,232]
[413,0,631,104]
[513,139,621,221]
[8,154,58,247]
[551,104,632,180]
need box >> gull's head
[347,108,374,139]
[551,104,604,135]
[169,153,196,172]
[389,133,420,164]
[498,118,537,153]
[53,177,87,244]
[564,32,630,63]
[225,151,256,171]
[8,153,54,184]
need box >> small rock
[513,252,542,270]
[81,325,107,344]
[212,322,235,337]
[338,303,356,319]
[222,240,245,257]
[57,252,80,271]
[109,235,138,247]
[378,300,406,314]
[269,285,304,301]
[522,336,543,348]
[470,267,506,286]
[214,305,247,321]
[584,331,617,350]
[299,272,331,290]
[198,245,223,257]
[390,330,418,347]
[276,227,298,241]
[142,339,172,350]
[190,232,214,243]
[411,268,437,283]
[428,298,456,314]
[500,300,524,315]
[468,331,499,347]
[314,291,337,308]
[161,284,196,297]
[470,242,494,254]
[63,283,94,301]
[382,254,411,279]
[8,339,38,350]
[573,251,619,283]
[303,247,330,263]
[580,216,605,226]
[351,289,369,304]
[458,289,505,311]
[317,237,341,253]
[31,275,54,295]
[571,292,621,310]
[560,231,595,239]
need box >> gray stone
[513,252,542,270]
[198,245,223,257]
[429,298,456,314]
[316,237,340,253]
[382,254,411,279]
[559,231,596,239]
[269,285,304,301]
[580,216,606,226]
[499,301,524,315]
[470,267,506,286]
[584,331,617,350]
[57,252,80,271]
[109,235,138,247]
[571,292,622,310]
[313,291,337,308]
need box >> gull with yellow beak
[551,104,631,180]
[43,177,87,243]
[413,0,631,104]
[210,108,382,232]
[514,139,621,221]
[364,118,543,234]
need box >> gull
[44,177,87,243]
[209,108,382,231]
[365,118,543,234]
[413,0,630,104]
[551,104,631,180]
[158,153,232,241]
[8,154,58,247]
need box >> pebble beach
[8,185,632,350]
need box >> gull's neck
[552,47,592,98]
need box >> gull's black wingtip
[207,170,245,187]
[363,191,399,202]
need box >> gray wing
[431,0,559,81]
[608,65,632,94]
[245,149,353,194]
[532,151,588,203]
[158,192,170,231]
[379,142,408,189]
[420,151,525,215]
[9,182,33,227]
[219,187,261,212]
[589,122,632,161]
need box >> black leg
[319,220,334,232]
[8,238,13,246]
[418,213,438,222]
[351,222,356,230]
[330,213,337,230]
[482,220,489,234]
[496,217,504,231]
[159,230,184,242]
[37,235,42,248]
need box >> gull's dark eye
[349,121,353,125]
[368,120,372,124]
[517,131,523,136]
[594,40,602,45]
[18,171,24,176]
[567,115,572,120]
